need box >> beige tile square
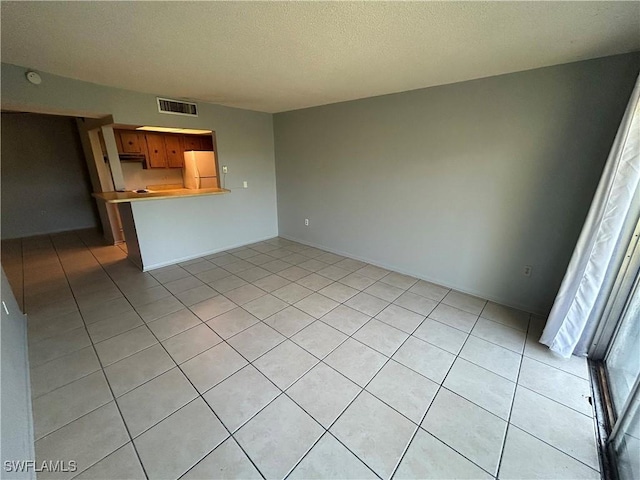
[394,291,438,316]
[345,292,389,317]
[227,322,285,361]
[125,285,171,308]
[289,433,377,479]
[272,282,314,304]
[279,266,312,282]
[297,273,334,291]
[294,292,339,319]
[324,338,387,387]
[518,357,592,415]
[181,342,248,392]
[203,365,280,432]
[190,295,238,321]
[316,265,351,281]
[413,318,468,354]
[429,303,479,333]
[254,340,318,389]
[35,402,129,480]
[147,308,201,341]
[367,360,438,423]
[208,275,247,293]
[164,275,206,295]
[87,310,144,344]
[319,282,359,303]
[499,426,599,479]
[331,391,415,479]
[364,281,404,302]
[292,320,348,358]
[94,326,157,366]
[408,280,450,301]
[510,386,599,470]
[134,398,228,480]
[117,367,198,437]
[263,306,315,337]
[320,305,371,335]
[339,272,376,290]
[174,284,218,306]
[104,344,175,397]
[355,264,390,280]
[353,319,408,356]
[182,438,262,479]
[194,267,231,284]
[29,327,92,367]
[74,443,146,480]
[135,295,185,322]
[444,358,516,420]
[459,335,522,381]
[392,336,455,384]
[33,371,113,439]
[376,304,425,333]
[287,363,361,428]
[252,274,291,292]
[422,389,506,476]
[235,395,323,480]
[206,307,260,339]
[243,294,288,320]
[471,318,526,353]
[481,301,530,331]
[441,290,487,315]
[30,346,101,398]
[236,266,272,282]
[162,324,222,364]
[224,284,267,305]
[379,272,418,290]
[395,429,492,479]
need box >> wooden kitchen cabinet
[165,135,184,168]
[145,133,167,168]
[183,135,214,151]
[119,131,145,154]
[145,133,185,169]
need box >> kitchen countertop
[93,187,230,203]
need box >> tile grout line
[77,234,272,480]
[389,304,500,479]
[46,234,151,480]
[25,232,593,480]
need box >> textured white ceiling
[1,2,638,113]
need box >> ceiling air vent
[157,97,198,117]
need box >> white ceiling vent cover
[157,97,198,117]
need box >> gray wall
[274,53,640,314]
[1,267,35,479]
[1,62,278,248]
[1,113,98,239]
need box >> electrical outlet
[523,265,533,277]
[243,181,248,188]
[305,218,309,226]
[222,166,228,174]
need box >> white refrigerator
[183,151,218,189]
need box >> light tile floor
[4,230,601,479]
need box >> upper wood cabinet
[114,129,215,169]
[145,133,167,168]
[165,135,184,168]
[183,135,214,151]
[118,131,145,154]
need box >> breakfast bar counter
[92,187,248,271]
[92,187,230,203]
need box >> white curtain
[541,75,640,358]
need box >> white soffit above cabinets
[1,1,639,113]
